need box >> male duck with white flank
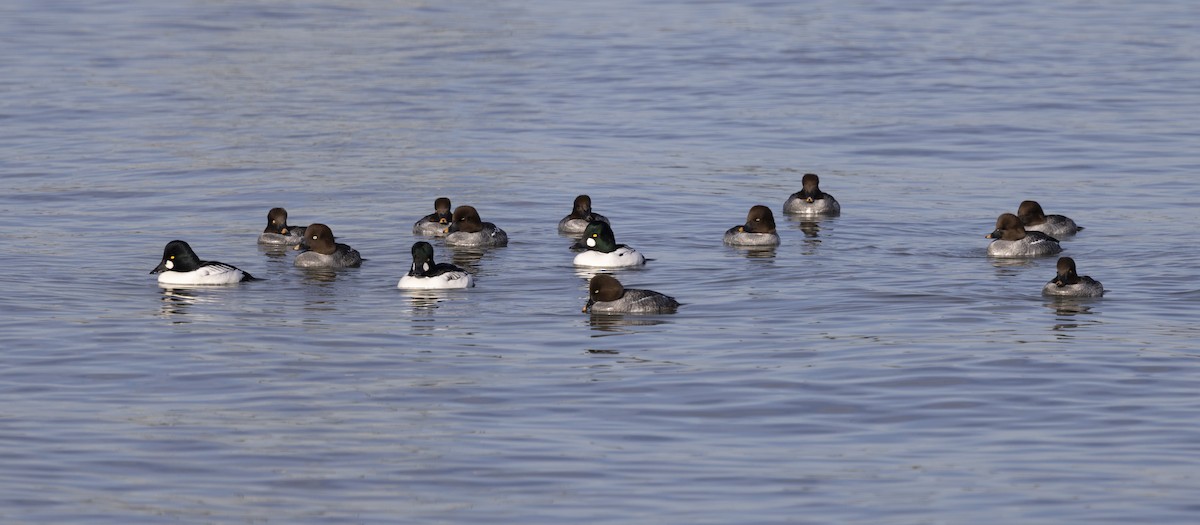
[398,241,474,289]
[573,220,646,267]
[152,240,257,285]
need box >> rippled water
[3,0,1199,523]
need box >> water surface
[2,1,1199,523]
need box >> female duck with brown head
[985,213,1062,258]
[724,205,780,246]
[444,206,508,248]
[783,173,840,216]
[293,223,362,268]
[1017,200,1082,238]
[413,197,454,237]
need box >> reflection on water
[400,289,472,313]
[1043,297,1103,333]
[786,217,828,254]
[990,258,1039,272]
[572,265,648,281]
[256,244,293,259]
[402,290,444,312]
[728,245,777,259]
[587,313,670,334]
[158,287,198,321]
[299,268,339,283]
[788,218,824,238]
[446,246,499,270]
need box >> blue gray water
[2,1,1199,523]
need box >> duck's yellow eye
[592,233,598,237]
[169,255,175,260]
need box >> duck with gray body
[986,213,1062,258]
[413,197,454,237]
[558,194,610,234]
[257,207,306,245]
[724,205,780,246]
[444,205,508,247]
[1018,200,1082,238]
[584,274,678,314]
[1042,256,1103,297]
[293,223,362,268]
[783,173,840,216]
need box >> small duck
[257,207,306,245]
[724,205,781,246]
[558,194,610,234]
[986,213,1062,257]
[1042,256,1104,297]
[398,241,474,289]
[573,220,646,267]
[783,173,841,216]
[413,197,453,237]
[293,223,362,268]
[444,206,508,247]
[584,274,679,314]
[1018,200,1083,238]
[151,240,257,285]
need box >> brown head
[1053,256,1081,286]
[1017,200,1047,226]
[447,206,484,234]
[584,274,625,312]
[264,207,290,234]
[432,197,452,223]
[799,173,826,202]
[742,205,777,234]
[570,195,594,220]
[296,223,337,255]
[986,213,1027,241]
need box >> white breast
[574,246,646,267]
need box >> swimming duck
[293,223,362,268]
[1042,256,1103,297]
[444,206,508,247]
[724,205,781,246]
[413,197,454,237]
[151,240,257,285]
[257,207,306,245]
[986,213,1062,257]
[584,274,679,314]
[783,173,841,216]
[1018,200,1082,238]
[558,194,611,234]
[573,220,646,267]
[398,241,473,289]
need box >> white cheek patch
[586,238,596,248]
[422,262,430,272]
[164,260,174,270]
